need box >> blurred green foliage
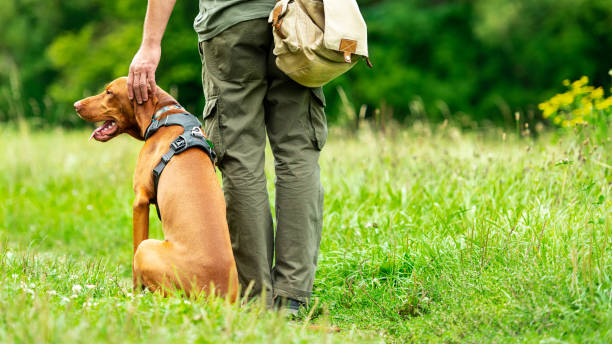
[0,0,611,126]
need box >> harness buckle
[170,136,186,151]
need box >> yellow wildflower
[573,104,592,117]
[543,107,555,118]
[580,97,591,107]
[538,102,557,118]
[591,87,604,99]
[569,117,587,126]
[549,92,574,107]
[571,76,588,89]
[571,87,583,97]
[572,85,595,98]
[540,75,609,128]
[595,97,612,110]
[559,92,574,106]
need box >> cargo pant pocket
[202,97,225,163]
[308,88,327,150]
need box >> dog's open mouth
[89,120,118,141]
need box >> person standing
[128,0,327,315]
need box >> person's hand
[128,43,161,104]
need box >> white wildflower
[47,290,57,296]
[85,284,96,289]
[72,284,82,293]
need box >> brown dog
[74,77,238,300]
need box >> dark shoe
[274,297,305,317]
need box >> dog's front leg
[133,188,150,254]
[132,187,150,289]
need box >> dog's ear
[154,87,179,107]
[133,93,158,139]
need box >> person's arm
[128,0,177,104]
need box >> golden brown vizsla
[74,77,238,300]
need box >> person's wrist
[140,39,161,51]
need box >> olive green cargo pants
[198,19,326,306]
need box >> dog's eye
[106,89,112,95]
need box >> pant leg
[264,37,327,305]
[199,19,274,306]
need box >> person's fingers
[134,72,143,104]
[139,72,148,102]
[147,73,157,98]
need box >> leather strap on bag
[339,38,357,63]
[272,1,287,39]
[339,38,373,68]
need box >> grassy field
[0,122,610,343]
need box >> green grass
[0,122,610,343]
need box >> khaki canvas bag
[268,0,372,87]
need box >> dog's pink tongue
[89,125,103,141]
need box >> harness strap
[145,111,202,140]
[152,135,187,192]
[144,112,216,220]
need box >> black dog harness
[144,105,216,219]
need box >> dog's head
[74,77,176,141]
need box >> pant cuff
[273,283,312,304]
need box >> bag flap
[295,0,325,30]
[322,0,369,57]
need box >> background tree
[0,0,610,126]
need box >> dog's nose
[74,101,81,111]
